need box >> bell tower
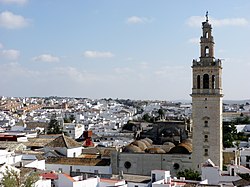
[191,12,223,170]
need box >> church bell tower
[191,12,223,170]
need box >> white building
[57,173,126,187]
[240,147,250,168]
[58,173,98,187]
[21,154,46,170]
[201,159,250,185]
[34,177,52,187]
[46,157,112,176]
[44,134,83,158]
[63,123,85,139]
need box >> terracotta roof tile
[45,134,81,148]
[40,172,58,180]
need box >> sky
[0,0,250,101]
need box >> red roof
[40,172,58,180]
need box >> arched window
[205,32,208,38]
[204,135,208,142]
[212,75,215,89]
[204,121,208,127]
[197,75,200,89]
[204,149,208,156]
[203,74,209,89]
[205,46,209,57]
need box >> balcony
[191,88,223,96]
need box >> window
[204,121,208,127]
[197,75,201,89]
[205,46,209,57]
[173,163,180,170]
[212,75,215,89]
[231,168,235,176]
[203,74,209,89]
[152,173,156,182]
[204,135,208,142]
[205,32,208,38]
[73,152,76,157]
[76,169,80,172]
[124,161,132,169]
[204,149,208,156]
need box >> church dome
[161,142,175,153]
[146,147,165,154]
[132,140,147,151]
[143,137,153,145]
[168,142,192,154]
[140,139,151,147]
[123,144,144,153]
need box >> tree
[233,116,250,125]
[1,167,39,187]
[237,173,250,181]
[223,118,250,147]
[23,172,39,187]
[1,168,20,187]
[69,114,75,122]
[142,113,151,122]
[177,168,201,181]
[223,123,237,148]
[223,133,234,148]
[64,117,71,123]
[242,116,250,124]
[47,118,63,134]
[158,109,165,120]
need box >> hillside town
[0,95,250,186]
[1,2,250,185]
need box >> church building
[111,13,224,176]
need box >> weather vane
[206,11,209,22]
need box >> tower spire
[206,11,209,22]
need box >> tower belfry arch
[191,13,223,170]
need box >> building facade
[111,152,192,176]
[191,14,223,170]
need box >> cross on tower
[206,11,209,22]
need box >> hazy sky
[0,0,249,100]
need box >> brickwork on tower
[191,13,223,170]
